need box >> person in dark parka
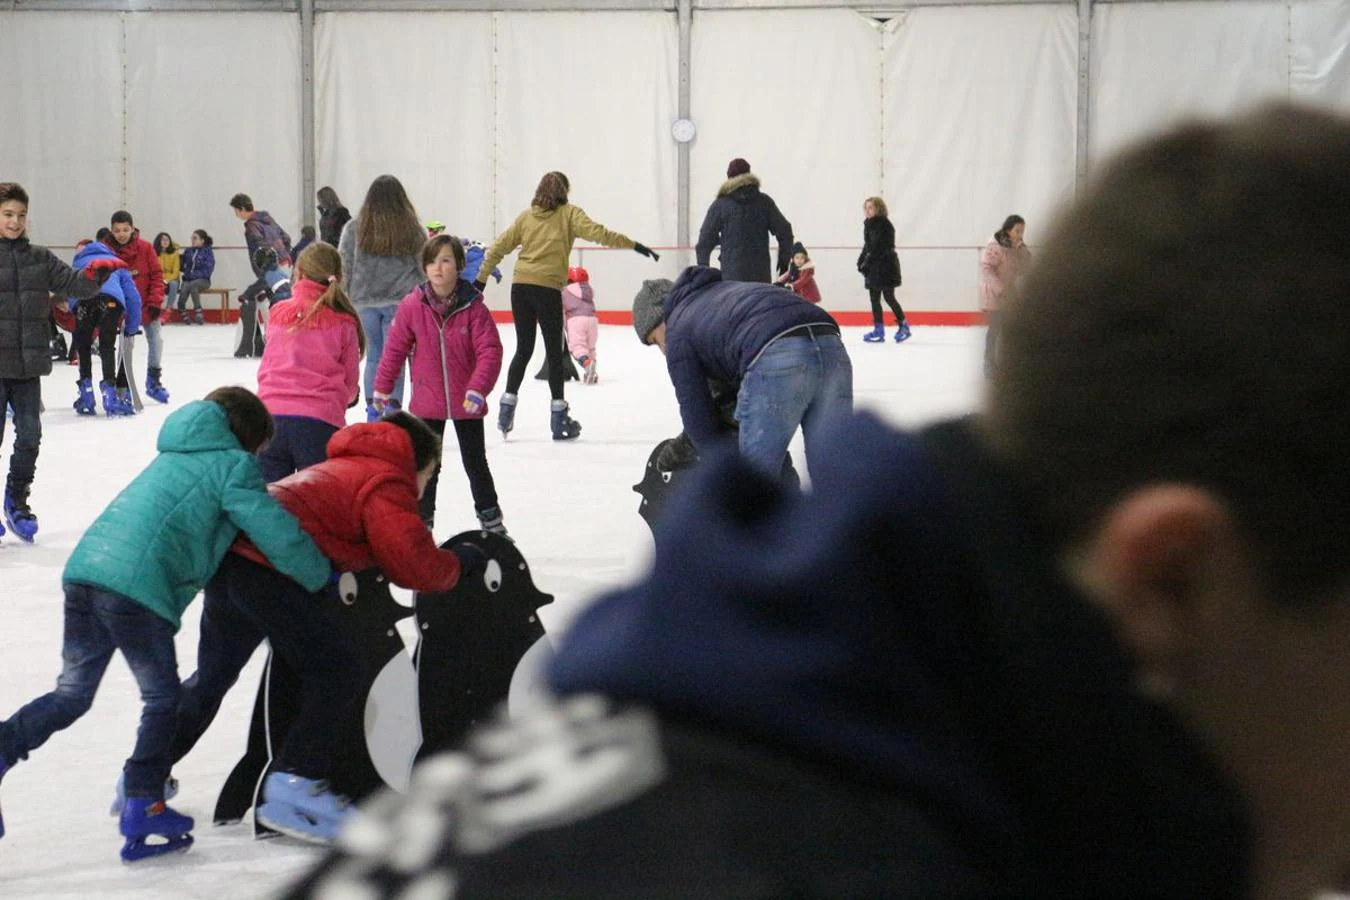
[858,195,907,343]
[695,158,794,283]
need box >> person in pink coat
[374,234,506,534]
[255,242,364,482]
[979,214,1031,378]
[563,266,599,384]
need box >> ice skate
[100,381,131,417]
[118,798,194,862]
[145,367,170,404]
[550,399,581,441]
[110,773,179,816]
[862,324,885,343]
[894,322,912,343]
[477,505,509,537]
[193,308,205,326]
[497,392,517,438]
[581,356,598,385]
[74,378,97,415]
[3,484,38,543]
[116,387,137,416]
[254,772,352,845]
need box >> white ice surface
[0,322,985,899]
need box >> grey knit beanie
[633,278,674,344]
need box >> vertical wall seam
[301,0,316,228]
[120,11,129,209]
[878,17,885,201]
[1286,0,1293,100]
[491,11,500,239]
[1075,0,1091,196]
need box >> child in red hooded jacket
[168,412,484,844]
[373,234,506,535]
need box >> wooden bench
[200,288,234,323]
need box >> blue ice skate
[497,392,517,438]
[74,378,97,416]
[145,368,170,404]
[254,772,352,845]
[100,381,132,418]
[3,486,37,543]
[894,322,912,343]
[862,324,885,343]
[119,798,193,862]
[550,399,581,441]
[110,773,179,816]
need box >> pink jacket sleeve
[374,296,417,395]
[341,314,361,408]
[979,242,1004,310]
[465,302,504,398]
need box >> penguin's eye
[338,572,358,605]
[484,560,502,593]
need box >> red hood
[326,422,419,482]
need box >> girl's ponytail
[294,242,367,357]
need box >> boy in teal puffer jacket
[0,386,332,861]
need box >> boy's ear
[1082,485,1236,686]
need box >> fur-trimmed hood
[717,172,761,200]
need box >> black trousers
[421,418,499,527]
[259,416,339,483]
[73,297,126,385]
[0,377,41,488]
[504,283,566,400]
[171,555,360,780]
[868,286,906,326]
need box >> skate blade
[255,803,340,846]
[121,833,193,863]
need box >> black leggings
[421,418,499,527]
[868,287,905,326]
[73,297,126,386]
[505,284,566,400]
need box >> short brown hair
[204,386,273,453]
[421,233,466,271]
[865,196,888,217]
[0,182,29,207]
[229,193,254,212]
[532,172,570,211]
[381,411,442,472]
[986,102,1350,601]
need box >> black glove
[473,280,487,294]
[776,260,790,277]
[453,543,488,580]
[634,243,660,261]
[147,306,161,321]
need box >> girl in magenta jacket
[255,243,364,482]
[374,234,506,534]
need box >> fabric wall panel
[883,5,1077,312]
[316,12,495,255]
[1291,0,1350,108]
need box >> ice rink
[0,321,985,898]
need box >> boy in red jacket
[168,412,483,844]
[107,211,169,403]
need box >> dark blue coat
[181,245,215,282]
[662,266,837,448]
[695,174,794,283]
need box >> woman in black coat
[316,186,352,247]
[857,197,907,343]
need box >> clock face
[671,118,697,143]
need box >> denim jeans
[164,280,179,313]
[736,332,853,481]
[144,318,163,370]
[0,377,42,488]
[360,304,403,404]
[179,278,209,311]
[0,584,179,797]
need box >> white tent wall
[7,1,1350,318]
[884,4,1077,315]
[689,9,881,314]
[125,12,303,295]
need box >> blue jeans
[164,280,179,314]
[144,318,163,370]
[359,304,403,404]
[0,585,179,797]
[258,416,339,483]
[736,331,853,481]
[0,377,42,488]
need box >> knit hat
[726,158,751,179]
[791,241,807,258]
[633,278,675,345]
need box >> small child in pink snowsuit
[564,266,599,384]
[373,234,506,535]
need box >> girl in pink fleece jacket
[374,234,506,534]
[255,243,364,482]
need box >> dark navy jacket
[663,266,837,449]
[181,245,215,282]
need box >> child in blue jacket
[70,237,143,417]
[178,229,216,325]
[0,387,331,861]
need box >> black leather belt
[779,323,841,340]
